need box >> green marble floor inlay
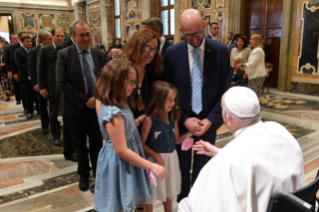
[0,128,63,159]
[215,120,316,141]
[259,95,319,112]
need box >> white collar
[187,37,206,53]
[160,36,165,52]
[52,42,56,49]
[22,45,29,53]
[71,37,75,44]
[233,120,262,137]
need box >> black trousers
[35,92,49,128]
[177,109,215,202]
[48,94,61,139]
[12,78,21,101]
[68,107,102,177]
[62,116,75,157]
[19,79,36,113]
[18,80,26,110]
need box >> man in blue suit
[164,9,230,201]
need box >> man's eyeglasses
[182,30,204,40]
[143,45,158,54]
[128,79,138,85]
[77,33,92,38]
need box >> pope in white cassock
[178,87,305,212]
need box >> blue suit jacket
[164,39,230,144]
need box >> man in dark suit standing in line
[5,32,27,108]
[38,28,76,156]
[53,22,77,159]
[14,36,36,119]
[141,17,172,63]
[164,9,230,201]
[56,21,107,191]
[28,31,52,133]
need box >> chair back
[293,169,319,208]
[267,169,319,212]
[267,192,313,212]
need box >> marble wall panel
[89,6,101,28]
[203,14,211,37]
[106,5,114,41]
[178,0,229,43]
[291,0,319,89]
[297,2,319,75]
[125,0,140,21]
[121,0,143,42]
[21,13,36,30]
[215,12,225,43]
[19,10,73,46]
[58,14,71,33]
[150,0,159,18]
[191,0,212,10]
[93,29,102,45]
[78,4,87,21]
[215,0,226,8]
[39,14,55,30]
[126,23,140,41]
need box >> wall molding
[0,2,74,11]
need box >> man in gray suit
[37,28,68,149]
[56,21,107,191]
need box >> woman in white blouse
[234,34,267,96]
[230,36,251,86]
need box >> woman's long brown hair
[122,28,163,77]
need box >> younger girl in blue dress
[93,60,167,212]
[140,81,192,212]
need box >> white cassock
[179,121,305,212]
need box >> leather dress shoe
[42,127,49,134]
[26,113,33,120]
[16,100,21,105]
[79,175,90,191]
[90,183,95,194]
[53,138,62,147]
[23,109,27,114]
[65,153,77,162]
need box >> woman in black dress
[122,28,163,129]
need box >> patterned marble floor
[0,90,318,212]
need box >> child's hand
[156,155,165,167]
[184,132,192,139]
[153,165,167,180]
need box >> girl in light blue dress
[93,59,167,212]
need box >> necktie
[81,51,94,96]
[192,48,202,114]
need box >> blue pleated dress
[94,104,152,212]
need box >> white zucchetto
[224,87,260,118]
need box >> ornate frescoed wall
[177,0,230,43]
[121,0,143,41]
[19,10,73,46]
[87,3,102,45]
[291,0,319,95]
[105,1,114,44]
[78,4,87,21]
